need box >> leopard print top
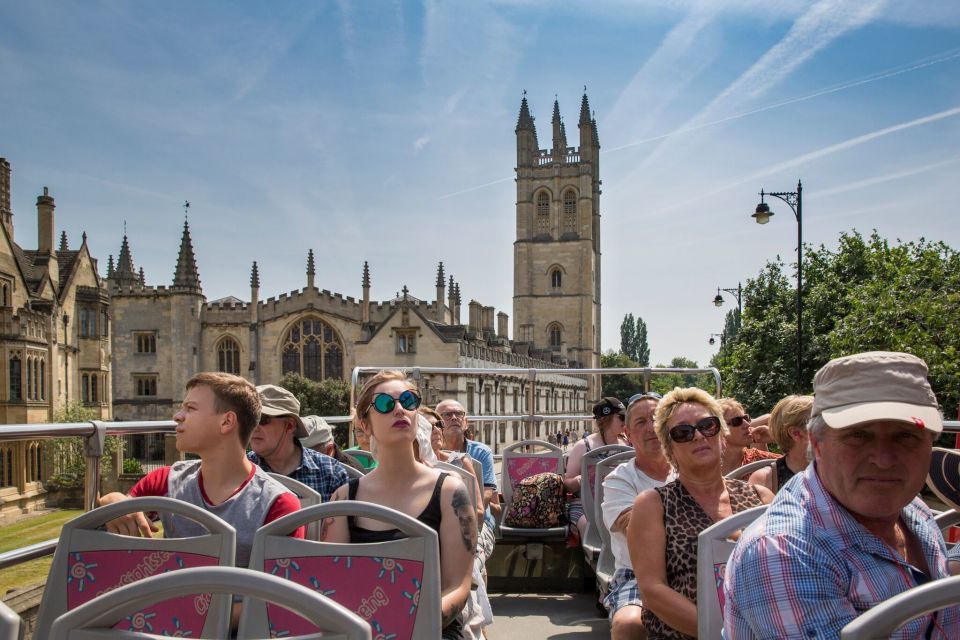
[641,478,763,640]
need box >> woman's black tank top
[347,472,448,543]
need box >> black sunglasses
[258,414,277,426]
[728,414,751,427]
[669,416,722,443]
[370,390,421,414]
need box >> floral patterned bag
[504,472,566,528]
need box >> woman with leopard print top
[627,387,774,640]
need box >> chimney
[482,306,495,335]
[0,158,11,238]
[468,300,482,331]
[497,311,508,339]
[37,187,58,288]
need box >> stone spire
[59,230,69,252]
[435,262,445,287]
[435,262,446,322]
[172,218,201,292]
[138,267,146,286]
[250,261,260,288]
[517,95,535,132]
[106,255,115,279]
[579,91,591,126]
[306,249,315,289]
[250,261,260,324]
[516,92,540,168]
[114,234,138,287]
[361,261,371,324]
[551,99,563,156]
[448,275,456,313]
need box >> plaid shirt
[724,463,959,639]
[247,446,349,503]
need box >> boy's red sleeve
[128,467,171,497]
[265,492,306,539]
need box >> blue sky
[1,1,958,369]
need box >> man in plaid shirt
[724,352,959,639]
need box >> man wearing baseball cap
[724,352,959,638]
[247,384,349,502]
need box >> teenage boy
[99,372,304,567]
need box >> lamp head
[753,201,772,225]
[709,336,716,346]
[713,293,723,307]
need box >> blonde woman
[627,387,773,639]
[748,395,813,493]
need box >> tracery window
[550,268,562,289]
[217,337,241,375]
[9,356,21,401]
[536,191,550,236]
[280,317,344,381]
[562,189,577,235]
[548,323,563,348]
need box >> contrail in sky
[436,47,960,201]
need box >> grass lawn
[0,510,81,596]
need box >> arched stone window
[281,316,345,381]
[536,191,550,236]
[8,356,20,401]
[548,323,563,349]
[562,189,577,236]
[217,337,241,375]
[550,268,562,289]
[39,359,45,401]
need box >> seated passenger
[601,392,673,639]
[424,406,485,526]
[565,397,629,543]
[300,415,366,473]
[248,384,350,502]
[628,387,773,639]
[725,352,959,639]
[98,372,304,568]
[344,418,378,470]
[747,395,813,493]
[718,397,780,476]
[324,371,475,640]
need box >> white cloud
[413,136,431,152]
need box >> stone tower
[512,91,601,377]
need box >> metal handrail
[0,538,58,571]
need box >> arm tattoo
[451,484,478,553]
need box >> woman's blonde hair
[353,370,419,457]
[654,387,727,467]
[769,395,813,453]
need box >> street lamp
[709,333,724,346]
[712,283,743,316]
[752,180,803,390]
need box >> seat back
[581,444,632,553]
[35,497,236,640]
[341,463,365,480]
[268,473,324,540]
[0,600,21,640]
[927,447,960,511]
[840,574,960,640]
[434,460,479,516]
[724,458,776,481]
[499,439,567,538]
[595,451,636,585]
[341,450,376,472]
[48,566,371,640]
[697,504,768,640]
[935,508,960,548]
[246,501,441,640]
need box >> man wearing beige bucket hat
[247,384,349,502]
[724,352,959,638]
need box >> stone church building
[107,91,603,448]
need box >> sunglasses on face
[258,414,277,426]
[370,390,421,414]
[728,414,751,427]
[669,416,722,443]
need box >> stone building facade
[108,92,602,449]
[0,157,112,520]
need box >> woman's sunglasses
[669,416,722,443]
[728,414,751,427]
[370,390,421,414]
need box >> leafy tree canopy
[278,374,352,446]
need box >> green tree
[716,231,960,419]
[620,313,637,360]
[45,403,121,489]
[600,350,644,401]
[278,374,352,445]
[650,357,716,396]
[635,316,650,366]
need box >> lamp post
[708,333,724,346]
[752,180,803,390]
[712,283,743,316]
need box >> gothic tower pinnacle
[172,218,201,292]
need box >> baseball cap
[300,415,334,449]
[256,384,308,438]
[811,351,942,433]
[592,397,626,420]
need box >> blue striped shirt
[724,462,959,639]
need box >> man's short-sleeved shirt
[465,439,497,529]
[723,463,959,639]
[247,445,349,503]
[601,460,674,571]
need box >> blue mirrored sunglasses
[370,390,421,414]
